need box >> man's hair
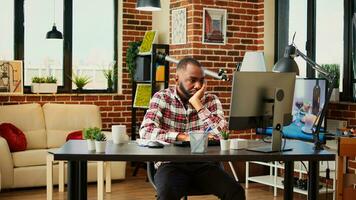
[176,57,202,71]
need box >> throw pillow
[66,130,83,141]
[0,123,27,152]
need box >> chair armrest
[0,136,14,189]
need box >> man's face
[176,63,205,100]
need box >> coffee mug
[112,125,128,144]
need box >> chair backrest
[146,161,224,199]
[337,137,356,200]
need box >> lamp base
[313,141,324,151]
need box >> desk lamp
[273,44,336,151]
[136,0,161,11]
[240,51,267,72]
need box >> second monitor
[228,72,296,152]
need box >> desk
[49,140,335,200]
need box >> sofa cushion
[12,148,58,167]
[66,130,83,141]
[43,103,102,148]
[0,103,47,149]
[0,123,27,152]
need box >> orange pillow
[66,130,83,141]
[0,123,27,152]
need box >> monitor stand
[246,88,293,153]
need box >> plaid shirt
[139,87,227,142]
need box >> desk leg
[284,161,294,200]
[67,161,79,200]
[78,161,87,200]
[308,161,319,200]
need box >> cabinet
[131,44,170,140]
[246,161,336,198]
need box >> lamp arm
[295,48,332,82]
[157,54,229,81]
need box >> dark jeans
[154,162,245,200]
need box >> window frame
[14,0,118,94]
[275,0,355,101]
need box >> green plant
[94,132,107,142]
[72,73,91,89]
[103,69,114,89]
[83,127,101,140]
[319,64,340,88]
[126,41,142,79]
[31,76,46,83]
[220,131,230,140]
[45,75,57,83]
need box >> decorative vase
[330,88,339,102]
[95,141,107,153]
[220,139,230,151]
[86,139,95,151]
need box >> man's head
[175,57,205,101]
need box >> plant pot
[330,88,339,102]
[31,83,57,94]
[95,141,107,153]
[220,139,230,151]
[76,88,84,93]
[86,139,95,151]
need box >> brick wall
[0,1,152,133]
[169,0,264,138]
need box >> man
[139,57,245,200]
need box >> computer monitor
[228,72,296,152]
[256,78,327,143]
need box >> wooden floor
[0,165,331,200]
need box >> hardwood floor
[0,165,329,200]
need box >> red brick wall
[169,0,264,138]
[0,1,152,133]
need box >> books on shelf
[138,30,158,55]
[133,84,152,108]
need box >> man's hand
[189,83,206,111]
[176,133,190,141]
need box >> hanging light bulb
[136,0,161,11]
[46,0,63,39]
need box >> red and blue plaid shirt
[139,87,227,142]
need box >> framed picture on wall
[0,60,23,94]
[172,8,186,44]
[202,8,227,45]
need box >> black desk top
[49,140,335,162]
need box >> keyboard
[173,140,220,147]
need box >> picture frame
[0,60,23,94]
[138,30,158,55]
[172,8,186,45]
[133,84,152,108]
[202,8,227,45]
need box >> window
[0,0,14,60]
[276,0,354,101]
[11,0,118,93]
[24,0,64,85]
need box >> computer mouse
[147,141,164,148]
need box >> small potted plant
[220,131,230,151]
[94,132,107,153]
[31,75,57,94]
[71,73,91,93]
[103,69,114,92]
[84,127,101,151]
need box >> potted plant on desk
[84,127,101,151]
[94,132,107,153]
[220,131,230,151]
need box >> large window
[276,0,353,100]
[9,0,118,93]
[0,0,14,60]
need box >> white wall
[264,0,275,71]
[152,0,170,44]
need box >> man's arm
[139,92,181,142]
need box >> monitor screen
[257,78,327,142]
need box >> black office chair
[146,161,224,200]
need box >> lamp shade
[46,25,63,39]
[240,51,266,72]
[273,45,300,75]
[136,0,161,11]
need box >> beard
[178,82,196,100]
